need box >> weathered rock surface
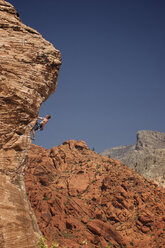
[102,130,165,188]
[25,140,165,248]
[0,0,61,247]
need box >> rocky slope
[0,1,61,247]
[102,130,165,188]
[25,141,165,248]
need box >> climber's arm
[38,116,44,120]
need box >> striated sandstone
[0,1,61,247]
[102,130,165,187]
[25,140,165,248]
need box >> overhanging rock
[0,1,61,247]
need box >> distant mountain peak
[136,130,165,150]
[102,130,165,187]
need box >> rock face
[25,141,165,248]
[0,1,61,247]
[102,130,165,188]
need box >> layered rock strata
[0,1,61,247]
[25,141,165,248]
[102,130,165,187]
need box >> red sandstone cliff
[0,1,61,247]
[1,1,165,248]
[25,141,165,248]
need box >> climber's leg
[32,129,36,140]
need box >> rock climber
[31,115,51,140]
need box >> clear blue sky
[9,0,165,153]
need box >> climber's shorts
[34,122,42,131]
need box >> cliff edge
[0,0,61,247]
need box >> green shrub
[38,236,48,248]
[38,237,59,248]
[51,240,59,248]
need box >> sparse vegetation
[43,196,50,201]
[81,240,87,245]
[38,237,59,248]
[37,236,48,248]
[51,240,59,248]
